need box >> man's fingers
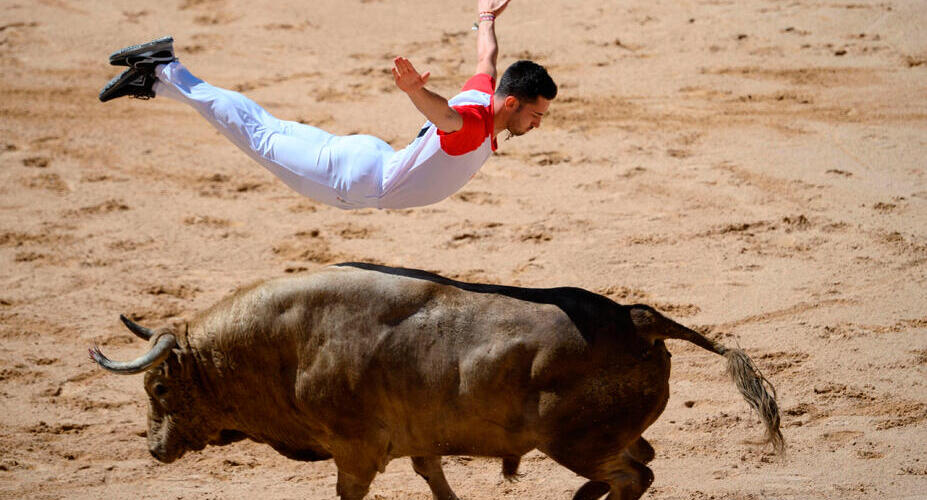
[393,56,409,75]
[401,59,414,74]
[392,56,429,89]
[496,0,511,15]
[480,0,510,15]
[401,57,417,74]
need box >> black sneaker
[109,36,175,70]
[99,67,156,102]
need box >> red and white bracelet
[472,11,495,30]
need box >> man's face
[505,96,551,136]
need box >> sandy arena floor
[1,0,925,498]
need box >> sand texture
[1,0,925,498]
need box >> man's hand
[392,57,431,94]
[392,56,463,133]
[478,0,510,16]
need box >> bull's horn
[120,314,155,340]
[89,334,176,374]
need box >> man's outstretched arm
[393,56,463,133]
[475,0,511,79]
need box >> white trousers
[153,61,394,209]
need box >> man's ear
[503,95,519,110]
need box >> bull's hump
[326,267,567,322]
[331,263,623,340]
[322,265,444,302]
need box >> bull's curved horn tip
[119,314,155,341]
[88,345,106,363]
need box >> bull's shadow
[336,262,642,349]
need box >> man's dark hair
[496,60,557,102]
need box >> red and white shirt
[378,73,497,209]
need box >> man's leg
[151,61,355,206]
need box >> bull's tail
[631,305,785,453]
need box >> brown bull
[90,262,783,500]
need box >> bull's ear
[159,341,185,377]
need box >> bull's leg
[335,467,377,500]
[502,455,522,481]
[331,429,391,499]
[604,459,654,500]
[411,456,459,500]
[542,443,654,500]
[570,459,654,500]
[333,443,387,500]
[572,480,610,500]
[625,437,655,464]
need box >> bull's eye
[152,383,168,396]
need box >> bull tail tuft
[724,347,785,454]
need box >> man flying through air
[99,0,557,209]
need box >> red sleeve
[438,104,492,156]
[462,73,495,94]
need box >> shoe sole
[99,68,154,102]
[109,36,174,67]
